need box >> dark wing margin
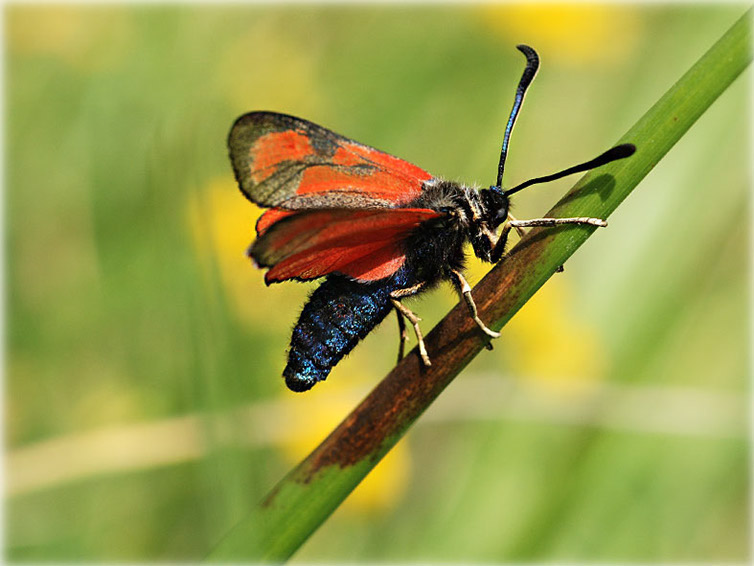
[228,112,433,210]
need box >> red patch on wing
[266,239,407,283]
[256,208,295,236]
[252,208,442,283]
[249,130,313,183]
[336,141,431,186]
[296,166,423,202]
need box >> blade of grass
[207,11,751,562]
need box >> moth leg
[491,222,513,263]
[449,270,501,348]
[391,282,426,299]
[395,307,409,363]
[491,214,526,263]
[508,217,606,273]
[390,294,431,367]
[510,213,566,272]
[495,216,606,266]
[506,213,528,239]
[508,217,607,229]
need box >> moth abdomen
[283,275,394,392]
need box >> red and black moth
[229,45,635,392]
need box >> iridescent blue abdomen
[283,275,399,391]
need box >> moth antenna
[503,144,636,197]
[496,44,539,188]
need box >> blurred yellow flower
[479,4,642,65]
[8,6,132,71]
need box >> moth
[228,45,635,392]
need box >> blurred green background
[6,4,749,562]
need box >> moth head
[480,185,510,229]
